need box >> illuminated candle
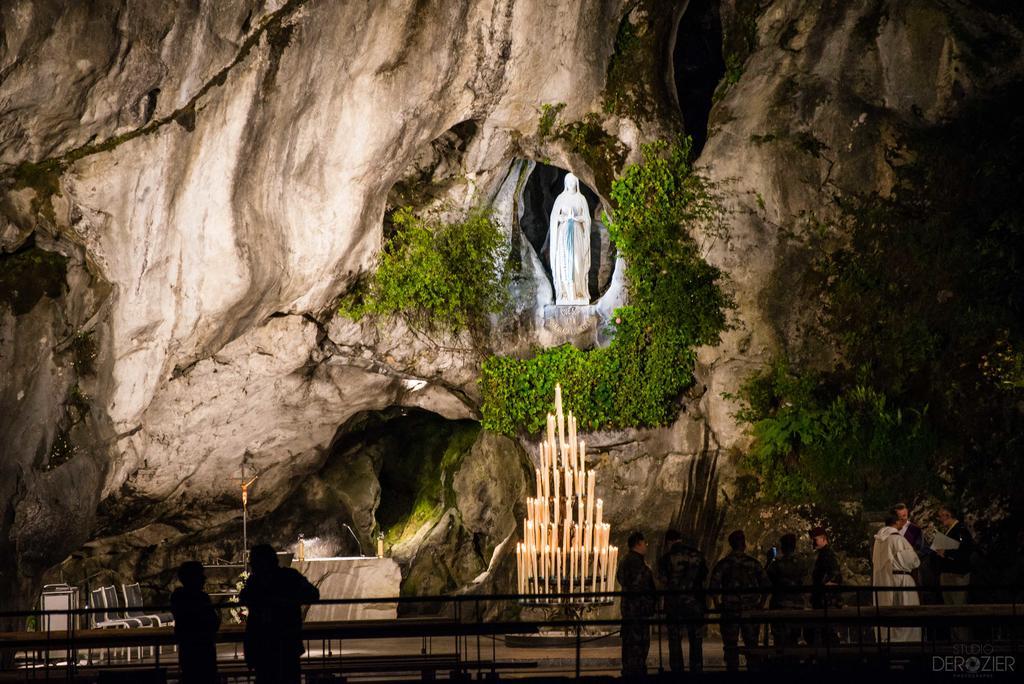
[516,543,521,593]
[512,540,520,589]
[578,440,586,472]
[553,470,561,527]
[540,511,546,549]
[530,543,538,593]
[570,546,577,593]
[535,468,542,498]
[602,544,611,593]
[542,544,549,593]
[595,499,603,528]
[553,543,559,594]
[547,415,557,453]
[568,415,577,468]
[556,411,565,456]
[609,547,618,592]
[562,519,570,562]
[555,383,563,417]
[586,471,596,529]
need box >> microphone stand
[342,523,364,556]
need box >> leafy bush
[732,361,936,506]
[339,207,509,331]
[734,84,1024,510]
[481,139,732,435]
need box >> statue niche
[548,173,592,306]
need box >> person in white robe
[548,173,592,305]
[872,515,922,642]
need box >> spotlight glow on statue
[548,173,592,305]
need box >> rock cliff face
[2,0,1021,610]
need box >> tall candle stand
[513,384,617,643]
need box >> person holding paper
[935,505,974,640]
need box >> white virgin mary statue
[548,173,592,305]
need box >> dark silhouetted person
[170,561,220,684]
[893,503,924,555]
[935,505,975,640]
[240,544,320,684]
[807,525,842,647]
[709,530,769,671]
[657,529,708,673]
[616,531,656,677]
[767,533,807,648]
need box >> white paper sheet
[930,531,961,551]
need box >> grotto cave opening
[246,407,481,562]
[672,0,726,157]
[44,408,484,607]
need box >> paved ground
[11,636,730,679]
[296,634,729,677]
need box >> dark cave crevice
[248,407,479,558]
[672,0,726,157]
[384,119,480,235]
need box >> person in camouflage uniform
[766,533,807,647]
[807,525,843,647]
[709,530,770,671]
[616,531,656,677]
[657,529,708,673]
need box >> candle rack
[515,383,618,609]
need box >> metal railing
[1,585,1021,680]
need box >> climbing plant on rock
[480,139,733,435]
[339,206,509,333]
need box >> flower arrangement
[227,571,249,624]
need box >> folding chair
[122,583,174,626]
[90,588,136,661]
[123,582,176,657]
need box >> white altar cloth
[291,557,401,621]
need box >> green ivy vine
[480,139,733,435]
